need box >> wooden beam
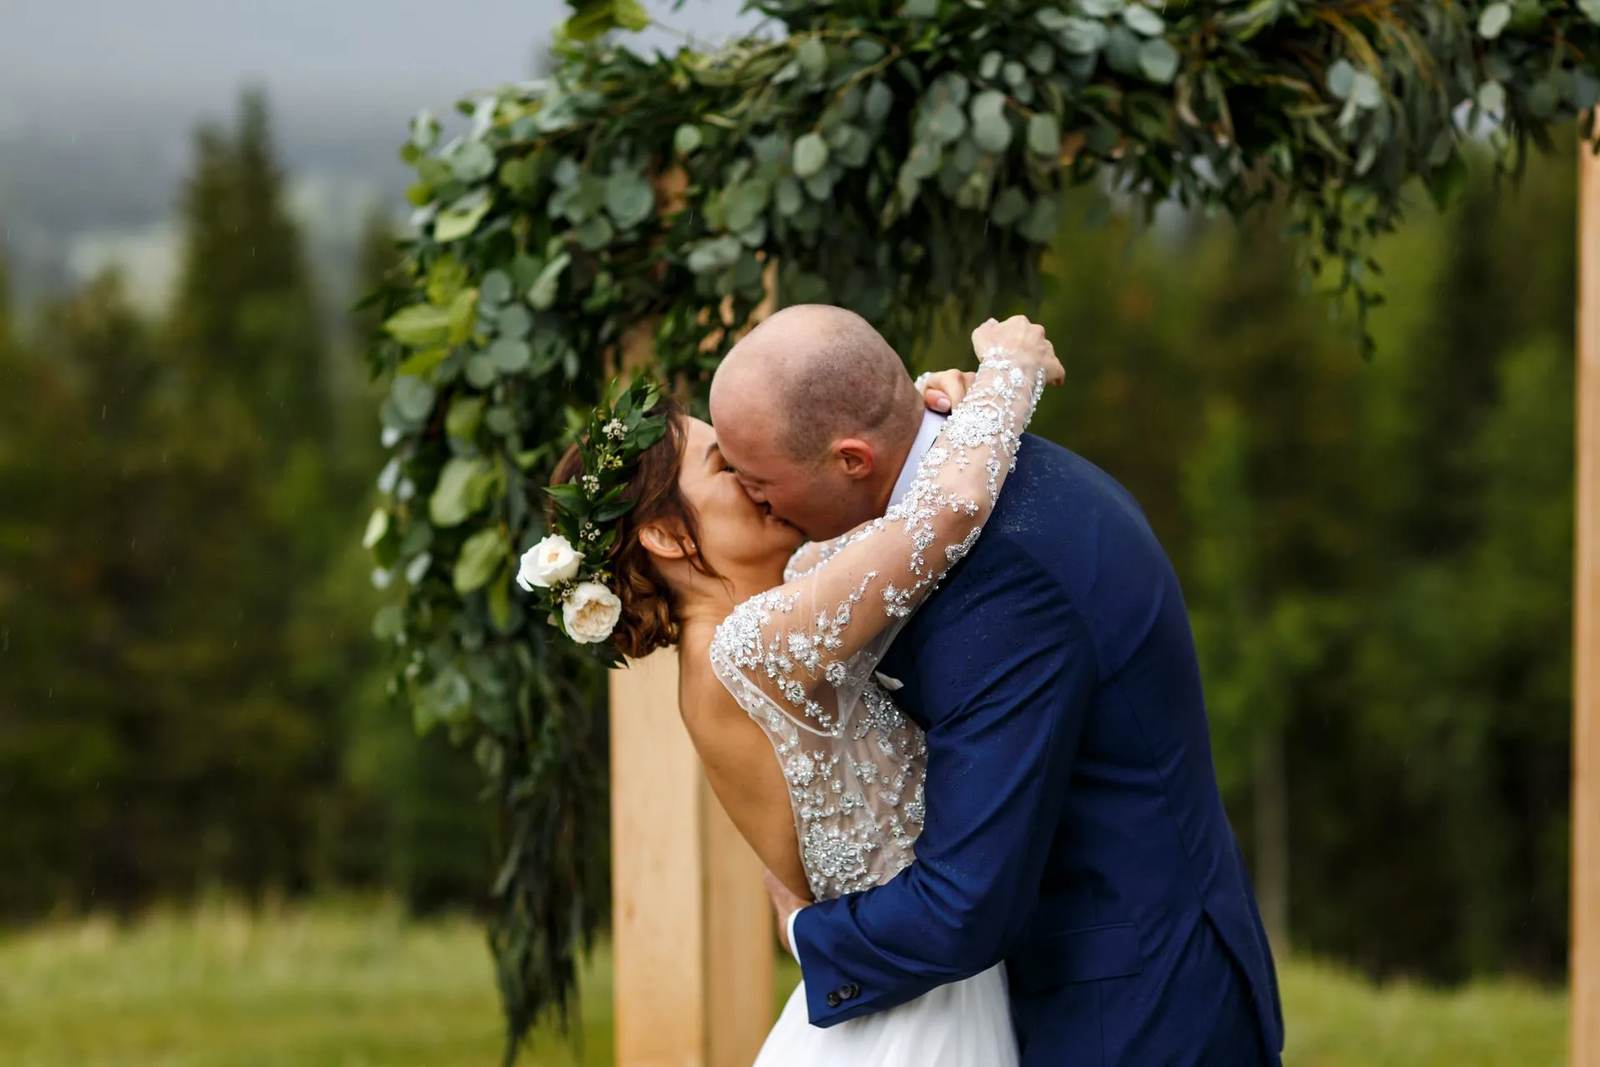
[609,651,773,1067]
[1575,125,1600,1066]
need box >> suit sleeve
[791,544,1097,1026]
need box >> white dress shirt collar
[888,409,947,510]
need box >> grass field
[0,899,1566,1066]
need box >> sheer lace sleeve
[711,346,1046,737]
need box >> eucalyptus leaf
[385,304,452,348]
[797,37,828,81]
[793,132,831,178]
[686,235,743,274]
[454,528,509,595]
[1328,59,1356,100]
[372,605,404,642]
[486,567,512,629]
[605,172,655,229]
[970,91,1012,153]
[431,457,488,527]
[901,0,939,17]
[434,189,493,243]
[391,376,436,423]
[865,80,895,124]
[1122,3,1165,36]
[427,255,470,306]
[447,288,479,347]
[1351,71,1382,110]
[775,176,805,217]
[497,304,533,339]
[980,51,1003,80]
[447,397,485,441]
[1477,2,1511,38]
[480,270,513,306]
[723,179,772,232]
[1477,80,1506,115]
[1028,112,1061,157]
[990,186,1031,227]
[674,123,704,155]
[835,126,874,169]
[452,141,496,182]
[575,215,614,251]
[1137,38,1180,85]
[1036,6,1073,30]
[929,99,969,144]
[1060,16,1109,55]
[1027,41,1056,75]
[488,338,532,373]
[362,509,390,550]
[527,253,571,310]
[397,347,449,379]
[465,354,498,388]
[850,38,886,63]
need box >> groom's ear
[833,438,876,481]
[638,520,694,562]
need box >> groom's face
[711,411,865,542]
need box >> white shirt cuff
[787,908,804,965]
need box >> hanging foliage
[364,0,1600,1058]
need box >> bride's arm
[712,317,1061,724]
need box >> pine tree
[172,88,329,444]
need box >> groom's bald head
[710,304,922,539]
[713,304,918,461]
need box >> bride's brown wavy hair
[548,397,718,659]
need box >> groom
[709,305,1284,1066]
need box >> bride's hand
[971,315,1064,387]
[918,368,978,413]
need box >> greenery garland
[364,0,1600,1057]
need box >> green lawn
[0,899,1566,1066]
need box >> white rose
[562,581,623,644]
[518,535,582,590]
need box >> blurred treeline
[0,92,493,919]
[0,90,1576,986]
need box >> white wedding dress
[709,345,1044,1067]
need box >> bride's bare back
[677,624,812,902]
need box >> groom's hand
[763,869,808,956]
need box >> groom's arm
[791,542,1096,1027]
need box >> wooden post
[1576,125,1600,1066]
[608,273,780,1067]
[609,651,773,1067]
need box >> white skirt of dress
[752,964,1020,1067]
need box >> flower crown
[516,373,668,649]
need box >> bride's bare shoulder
[675,628,744,728]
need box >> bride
[519,315,1061,1064]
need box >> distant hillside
[0,91,433,317]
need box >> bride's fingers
[920,368,975,412]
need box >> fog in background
[0,0,760,312]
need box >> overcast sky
[1,0,760,114]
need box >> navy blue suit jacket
[792,435,1285,1066]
